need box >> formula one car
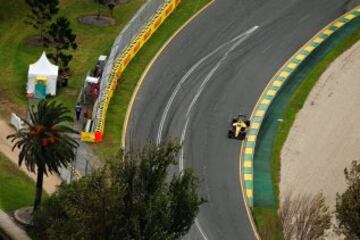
[228,114,251,140]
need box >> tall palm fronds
[7,100,79,211]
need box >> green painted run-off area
[254,16,360,208]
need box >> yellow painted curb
[121,0,215,148]
[94,0,181,137]
[239,141,261,240]
[238,5,360,240]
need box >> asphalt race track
[125,1,355,239]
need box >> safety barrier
[81,0,182,142]
[240,6,360,208]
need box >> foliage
[0,0,145,117]
[278,193,331,240]
[107,1,116,18]
[95,0,116,18]
[7,100,79,210]
[24,0,59,40]
[95,0,104,19]
[335,161,360,240]
[44,16,77,73]
[32,141,205,239]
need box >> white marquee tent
[27,52,58,98]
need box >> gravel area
[280,41,360,239]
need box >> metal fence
[92,0,168,128]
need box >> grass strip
[0,0,145,116]
[0,153,46,212]
[254,207,282,240]
[271,29,360,202]
[255,27,360,240]
[93,0,211,159]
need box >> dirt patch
[280,41,360,239]
[25,36,59,48]
[78,16,115,26]
[0,96,26,118]
[25,36,45,47]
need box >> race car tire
[228,130,234,138]
[238,131,246,140]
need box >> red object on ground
[95,131,103,142]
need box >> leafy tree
[7,100,79,211]
[107,1,116,18]
[44,17,77,73]
[32,142,205,239]
[335,161,360,239]
[95,0,116,19]
[24,0,59,41]
[95,0,104,19]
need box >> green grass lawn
[93,0,211,159]
[0,0,211,160]
[0,153,41,212]
[254,28,360,240]
[0,0,145,117]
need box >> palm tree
[7,100,79,211]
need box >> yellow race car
[228,115,251,140]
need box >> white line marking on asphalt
[298,14,311,24]
[157,26,259,240]
[156,25,259,145]
[186,25,259,117]
[179,116,189,172]
[180,119,207,240]
[195,218,209,240]
[261,43,272,54]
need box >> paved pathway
[0,119,61,194]
[72,103,101,176]
[0,210,30,240]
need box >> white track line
[156,26,259,145]
[180,26,259,240]
[180,25,259,164]
[179,117,190,172]
[180,117,208,240]
[195,218,209,240]
[159,26,259,240]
